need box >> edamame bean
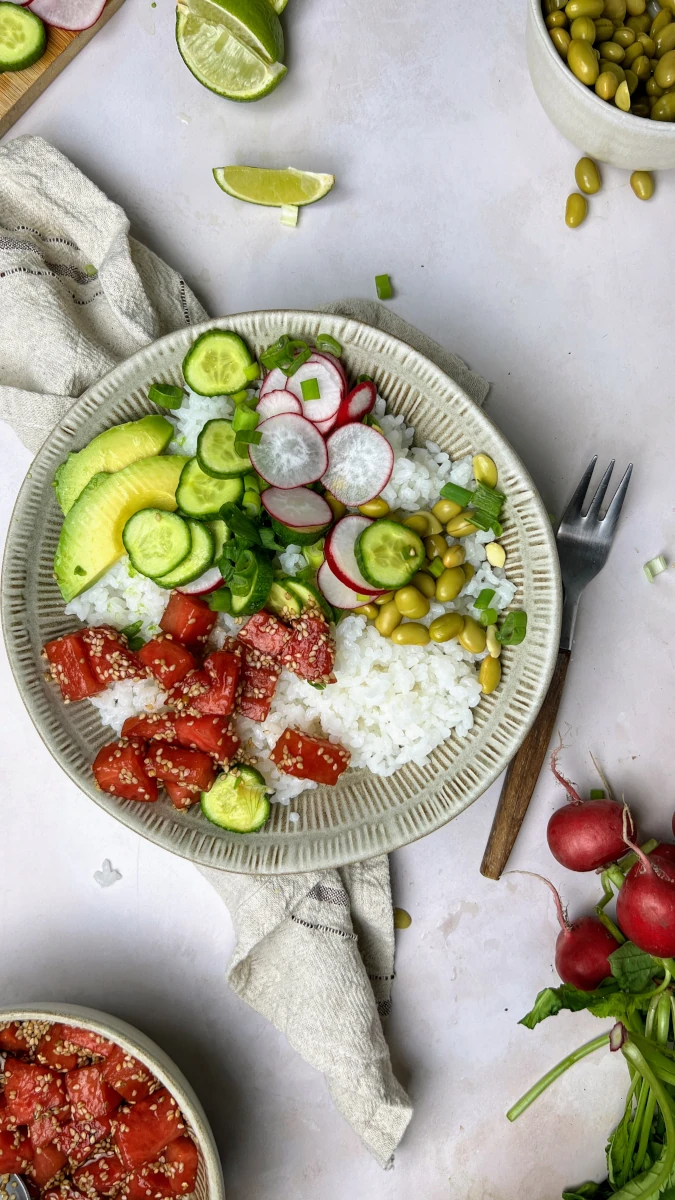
[575,156,602,191]
[623,39,644,62]
[655,47,675,84]
[637,32,656,54]
[655,22,675,53]
[375,601,402,636]
[551,26,572,53]
[565,192,588,227]
[359,497,389,518]
[479,656,502,695]
[544,0,567,11]
[325,492,347,521]
[615,78,632,106]
[632,52,651,75]
[435,566,466,602]
[446,514,479,537]
[375,591,395,605]
[411,571,437,599]
[547,9,569,23]
[602,0,626,17]
[625,12,650,32]
[594,16,615,37]
[486,542,507,568]
[613,25,636,44]
[429,613,465,643]
[393,907,412,929]
[599,58,626,78]
[355,603,379,618]
[662,0,675,13]
[472,453,498,488]
[568,35,601,78]
[432,499,462,523]
[647,74,664,93]
[417,510,444,534]
[650,90,675,115]
[624,66,638,90]
[596,67,619,94]
[463,563,475,583]
[566,0,603,16]
[651,8,672,39]
[486,625,502,658]
[599,38,625,59]
[572,13,597,36]
[390,623,430,647]
[395,586,430,619]
[424,534,447,560]
[402,514,429,536]
[626,0,646,13]
[458,616,487,654]
[630,169,654,197]
[443,545,466,569]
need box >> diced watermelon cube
[0,1093,18,1133]
[74,1152,127,1198]
[102,1048,153,1104]
[67,1066,121,1119]
[174,713,239,764]
[93,741,159,803]
[121,1168,173,1200]
[280,614,336,684]
[164,1137,198,1196]
[29,1105,71,1148]
[114,1088,186,1171]
[193,650,241,717]
[238,611,291,658]
[0,1128,34,1172]
[59,1028,115,1060]
[237,645,279,722]
[270,728,350,785]
[138,638,198,690]
[30,1142,69,1188]
[163,781,198,811]
[43,1185,88,1200]
[165,670,211,713]
[121,714,178,744]
[81,627,147,686]
[144,745,216,798]
[56,1115,111,1167]
[0,1021,30,1054]
[37,1023,81,1071]
[159,593,216,647]
[4,1058,67,1123]
[44,633,106,702]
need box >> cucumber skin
[201,766,270,832]
[155,520,215,589]
[286,579,334,624]
[122,509,192,580]
[355,519,425,589]
[176,459,244,520]
[196,418,251,479]
[182,330,254,397]
[0,4,46,71]
[270,517,330,547]
[230,554,274,616]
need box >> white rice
[66,389,519,803]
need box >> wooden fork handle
[480,648,571,880]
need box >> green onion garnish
[302,539,325,570]
[243,472,260,494]
[375,274,393,300]
[357,374,373,384]
[259,527,279,550]
[231,389,250,404]
[208,588,233,612]
[235,429,262,446]
[440,482,473,506]
[284,341,313,377]
[244,362,260,383]
[301,377,321,402]
[590,788,605,800]
[232,405,259,433]
[260,336,290,370]
[120,620,143,640]
[644,554,668,582]
[473,483,505,519]
[361,413,381,428]
[479,608,499,627]
[280,204,299,227]
[148,383,185,410]
[242,489,262,518]
[497,611,527,646]
[316,333,342,357]
[474,588,496,610]
[465,509,502,534]
[427,557,445,578]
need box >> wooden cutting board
[0,0,126,139]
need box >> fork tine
[585,459,615,520]
[561,455,598,523]
[601,463,633,536]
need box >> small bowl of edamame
[526,0,675,168]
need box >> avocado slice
[266,579,303,620]
[54,415,174,514]
[286,579,335,623]
[55,455,188,602]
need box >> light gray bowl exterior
[527,0,675,170]
[1,310,561,874]
[0,1003,225,1200]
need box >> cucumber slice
[266,579,303,620]
[182,330,255,396]
[286,579,334,623]
[355,518,425,589]
[201,766,271,833]
[0,3,46,71]
[122,509,192,579]
[230,550,274,616]
[177,458,244,519]
[197,418,251,478]
[155,519,214,589]
[270,517,330,547]
[209,518,230,559]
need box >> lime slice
[176,10,286,101]
[186,0,283,63]
[213,166,335,208]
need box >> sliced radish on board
[256,389,302,421]
[284,355,343,424]
[334,381,376,428]
[259,368,288,398]
[322,423,394,507]
[325,515,382,595]
[262,486,333,530]
[28,0,106,28]
[177,568,223,595]
[317,561,363,610]
[249,413,328,489]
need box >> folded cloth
[0,134,488,1167]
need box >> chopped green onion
[474,588,496,610]
[473,483,505,519]
[644,554,668,582]
[243,472,260,494]
[375,273,393,300]
[208,588,233,612]
[301,377,321,402]
[427,557,445,578]
[260,335,290,370]
[127,636,145,652]
[255,471,270,493]
[357,374,373,384]
[361,413,381,429]
[235,429,263,446]
[590,788,605,800]
[232,405,259,433]
[259,527,280,550]
[479,607,499,627]
[148,383,185,410]
[440,482,473,506]
[303,539,325,570]
[120,620,143,640]
[310,682,326,690]
[316,333,342,357]
[244,362,260,382]
[284,344,312,377]
[242,489,262,518]
[497,611,528,646]
[280,204,299,227]
[231,389,250,404]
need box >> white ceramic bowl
[526,0,675,169]
[0,1003,225,1200]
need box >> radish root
[505,869,570,933]
[590,752,615,802]
[621,803,654,874]
[550,737,583,805]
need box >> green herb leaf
[259,527,281,551]
[208,588,233,612]
[219,503,261,546]
[562,1182,613,1200]
[519,984,609,1029]
[127,636,145,651]
[609,942,659,993]
[120,620,143,640]
[309,682,326,690]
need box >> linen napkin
[0,134,488,1167]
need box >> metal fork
[1,1178,31,1200]
[480,456,633,880]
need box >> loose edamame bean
[655,22,675,54]
[651,8,672,39]
[662,0,675,13]
[429,613,465,643]
[446,513,478,537]
[486,625,502,658]
[551,26,572,53]
[325,492,347,521]
[411,571,437,599]
[625,12,650,33]
[623,39,644,62]
[599,38,625,59]
[394,586,430,619]
[472,453,498,488]
[402,513,429,535]
[355,603,379,618]
[596,67,619,94]
[646,74,664,94]
[463,563,475,583]
[568,35,601,78]
[479,656,502,695]
[565,192,588,226]
[616,78,632,106]
[544,0,567,11]
[626,0,646,14]
[432,498,462,523]
[458,616,487,654]
[650,90,675,115]
[566,0,603,16]
[435,566,466,602]
[599,58,626,79]
[613,25,636,45]
[375,591,395,605]
[358,497,389,518]
[443,544,466,569]
[575,156,602,191]
[417,510,443,534]
[633,52,651,75]
[624,66,638,90]
[547,9,569,23]
[602,0,626,17]
[637,32,656,54]
[571,13,597,36]
[486,542,507,568]
[594,16,615,38]
[630,169,654,197]
[393,907,412,929]
[424,534,447,560]
[390,623,430,647]
[655,47,675,84]
[375,600,402,636]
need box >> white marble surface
[2,0,675,1195]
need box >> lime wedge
[176,10,286,101]
[267,0,288,11]
[213,166,335,207]
[186,0,283,63]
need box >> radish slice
[317,561,363,610]
[325,515,382,595]
[28,0,106,27]
[322,424,394,507]
[284,355,343,424]
[177,568,223,595]
[262,486,333,529]
[334,381,376,429]
[256,389,302,421]
[315,414,337,436]
[314,350,348,390]
[259,368,288,398]
[5,0,32,6]
[249,413,328,489]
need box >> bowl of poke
[1,310,561,873]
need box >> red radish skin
[515,872,619,991]
[256,389,302,421]
[259,368,287,398]
[653,843,675,866]
[313,351,348,390]
[325,515,384,595]
[546,748,636,872]
[261,486,332,529]
[176,568,223,595]
[317,561,363,609]
[616,847,675,958]
[334,381,377,429]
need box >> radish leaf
[609,942,659,993]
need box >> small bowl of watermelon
[0,1005,225,1200]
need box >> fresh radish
[5,0,32,6]
[313,350,349,391]
[325,516,384,596]
[616,828,675,957]
[315,415,338,436]
[322,423,394,507]
[547,746,636,872]
[177,568,223,595]
[317,561,364,610]
[284,355,344,425]
[259,368,288,398]
[334,381,376,429]
[256,389,302,421]
[249,413,328,489]
[515,872,619,992]
[28,0,106,28]
[653,843,675,866]
[262,486,332,530]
